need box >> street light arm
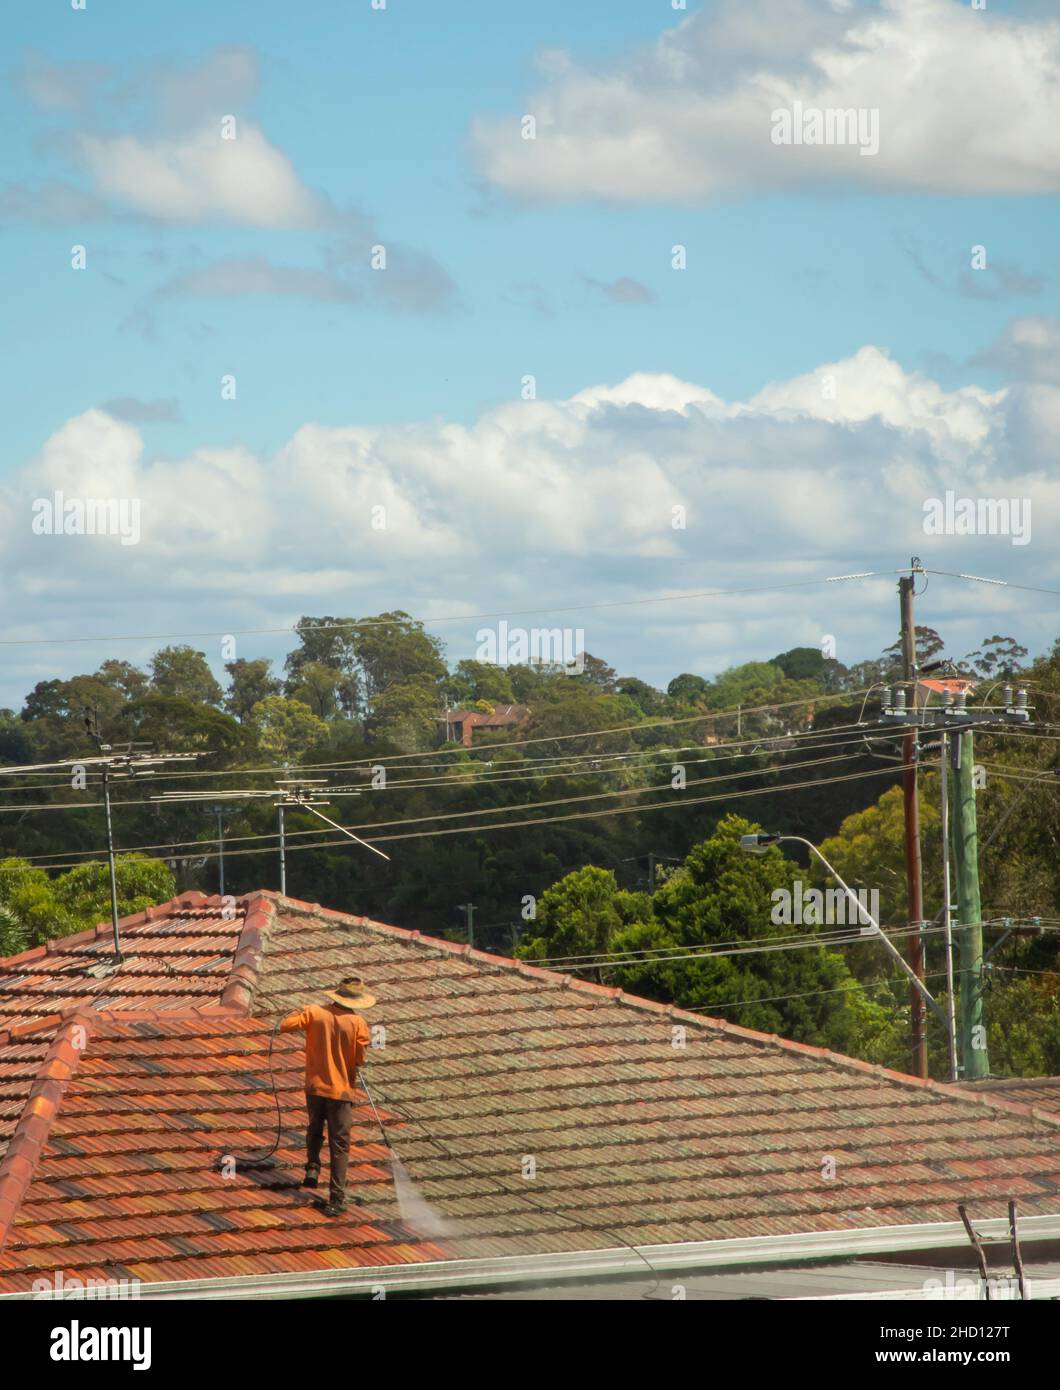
[778,835,948,1030]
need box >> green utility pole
[883,657,1032,1080]
[951,728,989,1078]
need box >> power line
[0,570,902,648]
[683,970,954,1014]
[1,743,895,865]
[0,723,889,796]
[922,567,1060,599]
[524,918,1041,968]
[15,759,922,870]
[0,698,882,790]
[0,728,885,818]
[523,919,1058,973]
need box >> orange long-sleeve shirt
[280,1004,370,1101]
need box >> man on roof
[281,976,374,1217]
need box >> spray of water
[389,1152,455,1238]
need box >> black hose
[220,1017,284,1170]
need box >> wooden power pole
[899,572,928,1078]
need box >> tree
[507,663,563,702]
[571,653,618,693]
[250,696,329,764]
[609,816,891,1053]
[771,646,826,682]
[351,612,446,713]
[52,855,176,932]
[517,866,650,980]
[285,616,360,714]
[0,855,175,947]
[150,646,223,706]
[123,695,246,756]
[881,626,946,677]
[667,673,710,705]
[224,658,282,722]
[704,661,785,710]
[286,616,357,675]
[615,678,670,716]
[367,681,440,752]
[0,709,33,764]
[21,679,72,724]
[447,660,515,707]
[525,685,641,755]
[0,902,28,957]
[20,674,127,758]
[94,660,149,702]
[980,978,1060,1077]
[287,662,344,719]
[964,635,1028,681]
[817,778,943,977]
[0,859,73,944]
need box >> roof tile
[0,890,1058,1293]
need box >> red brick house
[437,704,530,748]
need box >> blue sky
[1,0,1058,706]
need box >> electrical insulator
[1016,688,1028,709]
[881,687,892,710]
[1003,685,1013,707]
[955,690,967,710]
[894,688,907,712]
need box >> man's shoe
[302,1169,319,1188]
[323,1199,346,1218]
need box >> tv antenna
[152,775,389,897]
[82,706,200,961]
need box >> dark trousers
[305,1093,354,1204]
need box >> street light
[739,832,950,1037]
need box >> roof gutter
[9,1212,1060,1301]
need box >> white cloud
[742,345,1004,454]
[472,0,1060,202]
[3,339,1058,703]
[77,123,324,228]
[7,47,324,230]
[972,316,1060,384]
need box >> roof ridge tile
[0,1007,96,1254]
[222,894,276,1014]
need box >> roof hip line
[0,1008,96,1258]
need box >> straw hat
[325,976,376,1011]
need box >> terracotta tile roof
[0,893,248,1170]
[0,1010,443,1289]
[1,889,1059,1293]
[954,1077,1060,1119]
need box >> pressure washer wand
[359,1072,392,1150]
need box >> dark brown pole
[958,1203,993,1300]
[1009,1199,1027,1300]
[900,575,927,1078]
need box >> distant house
[437,703,530,748]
